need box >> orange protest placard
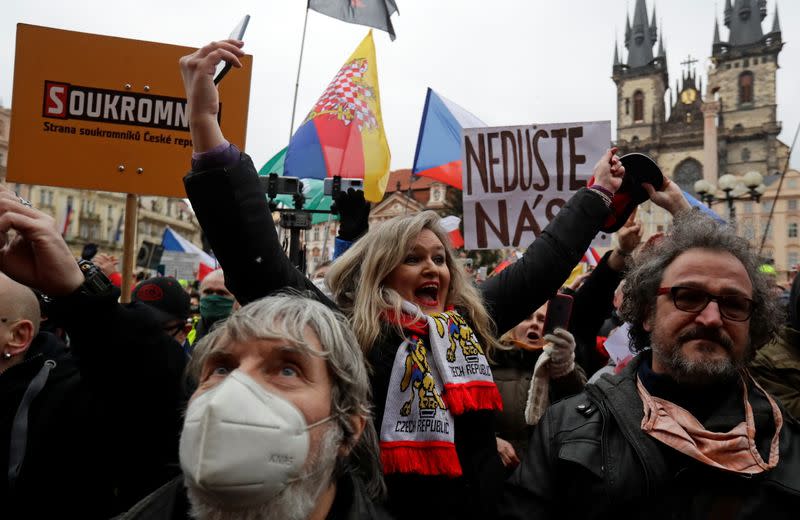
[7,24,252,197]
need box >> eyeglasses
[657,286,754,322]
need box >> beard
[186,424,343,520]
[652,325,752,385]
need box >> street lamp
[694,171,765,227]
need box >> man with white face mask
[116,294,391,520]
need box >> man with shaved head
[0,187,188,519]
[0,274,41,369]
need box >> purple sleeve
[191,141,241,171]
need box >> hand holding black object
[333,188,371,241]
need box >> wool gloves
[543,328,576,379]
[524,328,577,425]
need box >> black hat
[132,276,190,323]
[597,153,665,233]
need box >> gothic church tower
[707,0,786,177]
[612,0,668,149]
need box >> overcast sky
[2,0,798,171]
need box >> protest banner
[461,121,610,250]
[7,24,252,198]
[7,24,252,300]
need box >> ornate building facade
[613,0,798,276]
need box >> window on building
[743,201,754,214]
[313,227,320,241]
[789,251,800,271]
[789,179,798,189]
[741,148,751,161]
[739,71,754,104]
[790,199,799,211]
[789,222,798,239]
[673,158,703,197]
[633,91,644,122]
[625,98,630,115]
[761,222,773,241]
[762,200,773,213]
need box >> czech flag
[284,31,391,203]
[412,88,486,190]
[439,215,464,249]
[162,227,217,279]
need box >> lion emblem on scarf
[433,311,483,363]
[400,336,446,417]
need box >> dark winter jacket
[499,352,800,519]
[750,274,800,418]
[114,472,394,520]
[184,152,611,519]
[0,288,187,519]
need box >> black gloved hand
[332,188,370,241]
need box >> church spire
[724,0,733,27]
[649,4,658,45]
[614,39,620,65]
[625,13,631,48]
[725,0,765,46]
[625,0,657,68]
[713,16,721,44]
[772,4,781,33]
[658,31,666,58]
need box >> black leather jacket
[114,473,394,520]
[500,352,800,519]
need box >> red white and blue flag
[412,88,486,190]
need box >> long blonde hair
[326,211,500,357]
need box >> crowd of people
[1,39,799,519]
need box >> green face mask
[200,295,235,323]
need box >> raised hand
[178,40,245,152]
[591,147,626,194]
[0,187,83,296]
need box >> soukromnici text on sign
[461,121,610,250]
[7,24,252,198]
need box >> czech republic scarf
[379,302,503,477]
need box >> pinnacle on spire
[772,4,781,33]
[713,16,721,43]
[614,39,620,65]
[625,13,631,48]
[724,0,733,27]
[658,32,665,58]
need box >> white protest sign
[461,121,610,250]
[603,322,633,365]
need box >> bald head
[0,274,41,336]
[199,269,232,299]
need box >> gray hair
[189,293,384,499]
[620,210,782,353]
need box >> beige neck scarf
[637,371,782,475]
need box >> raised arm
[179,41,333,307]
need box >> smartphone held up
[214,15,250,85]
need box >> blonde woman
[179,40,625,519]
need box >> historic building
[0,105,202,264]
[613,0,799,277]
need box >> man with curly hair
[500,200,800,518]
